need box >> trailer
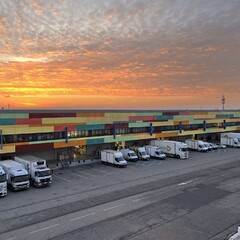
[101,150,127,167]
[120,148,138,162]
[0,166,7,197]
[14,155,52,187]
[151,140,189,159]
[0,160,30,191]
[144,145,166,159]
[185,139,208,152]
[221,133,240,148]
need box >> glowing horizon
[0,0,240,109]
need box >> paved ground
[0,148,240,240]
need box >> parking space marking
[53,174,72,183]
[70,212,96,222]
[6,238,17,240]
[127,165,137,170]
[69,171,89,180]
[132,197,146,203]
[91,168,107,173]
[30,224,59,234]
[75,170,97,177]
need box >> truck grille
[40,178,51,183]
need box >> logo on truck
[163,145,171,151]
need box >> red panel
[16,118,42,125]
[129,116,156,121]
[16,143,54,153]
[54,125,76,132]
[29,113,76,118]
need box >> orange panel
[155,132,179,138]
[54,139,86,148]
[173,120,189,125]
[76,112,105,117]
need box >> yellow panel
[0,145,15,154]
[54,139,86,148]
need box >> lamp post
[221,95,226,110]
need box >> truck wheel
[176,155,180,159]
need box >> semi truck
[0,160,30,191]
[101,150,127,167]
[144,145,166,159]
[151,140,189,159]
[120,148,138,162]
[0,166,7,197]
[185,139,208,152]
[129,146,150,160]
[220,133,240,148]
[14,155,52,187]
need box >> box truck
[101,150,127,167]
[0,160,30,191]
[144,145,166,159]
[14,155,52,187]
[129,146,150,160]
[151,140,189,159]
[220,133,240,148]
[185,139,208,152]
[0,166,7,197]
[120,148,138,162]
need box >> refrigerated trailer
[101,150,127,167]
[0,160,30,191]
[14,155,52,187]
[151,140,189,159]
[220,133,240,148]
[185,139,208,152]
[0,166,7,197]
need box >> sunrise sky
[0,0,240,109]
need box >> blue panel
[76,124,105,131]
[0,118,16,125]
[86,138,104,145]
[156,115,173,121]
[216,114,234,119]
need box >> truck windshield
[0,174,6,183]
[181,148,188,152]
[155,151,161,155]
[130,153,137,157]
[36,170,52,177]
[117,157,126,162]
[141,151,147,156]
[12,174,29,183]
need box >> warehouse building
[0,109,240,165]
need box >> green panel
[173,115,194,120]
[0,113,29,119]
[129,121,150,128]
[216,114,234,118]
[156,116,173,120]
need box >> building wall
[1,110,240,160]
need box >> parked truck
[151,140,189,159]
[14,155,52,187]
[0,160,30,191]
[0,166,7,197]
[144,145,166,159]
[220,133,240,148]
[220,132,240,148]
[129,146,150,160]
[120,148,138,162]
[185,139,208,152]
[101,150,127,167]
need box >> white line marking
[104,203,125,211]
[29,224,59,234]
[132,197,146,203]
[70,212,96,222]
[53,174,71,183]
[91,169,107,173]
[75,170,97,177]
[127,166,137,170]
[6,238,17,240]
[177,180,193,186]
[70,172,89,179]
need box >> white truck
[0,160,30,191]
[220,133,240,148]
[120,148,138,162]
[185,139,208,152]
[0,166,7,197]
[101,150,127,167]
[144,145,166,160]
[14,155,52,187]
[151,140,189,159]
[129,146,150,160]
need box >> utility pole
[221,95,226,110]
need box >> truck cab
[0,166,7,197]
[120,149,138,162]
[137,147,150,161]
[144,145,166,160]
